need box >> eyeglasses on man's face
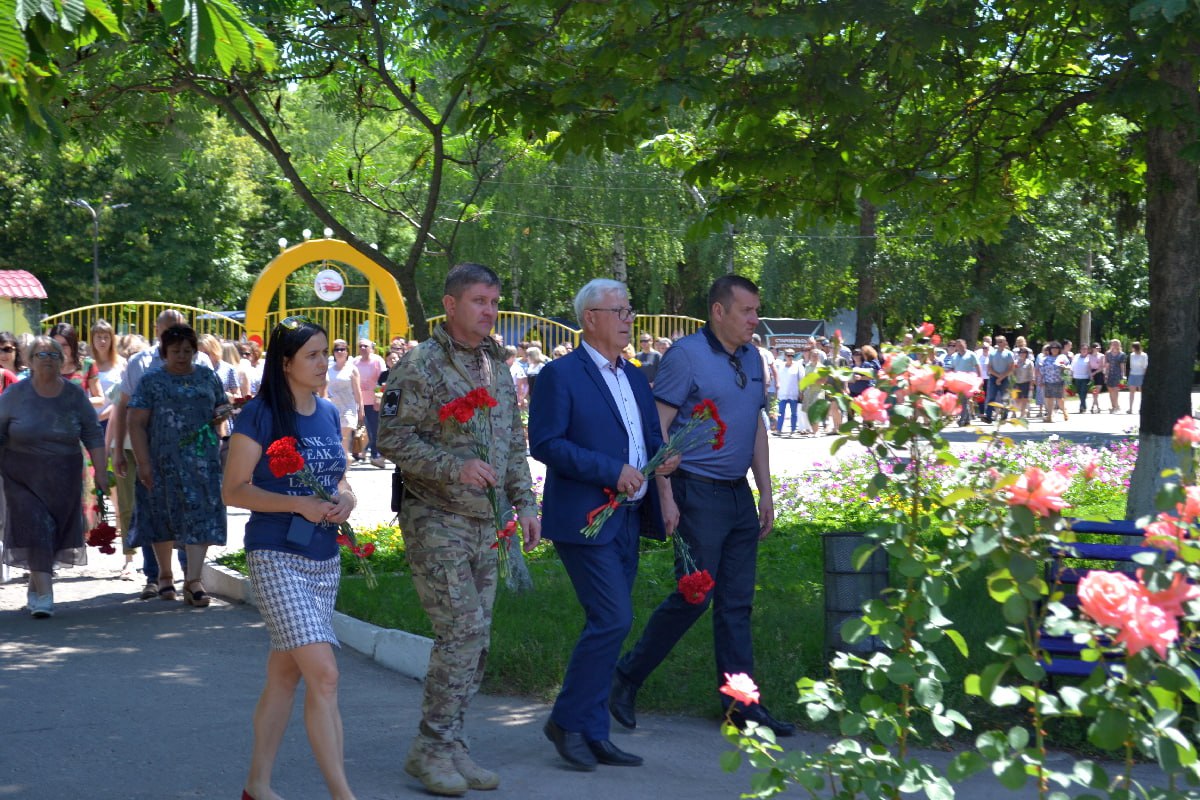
[333,347,348,353]
[32,351,63,361]
[239,351,251,357]
[588,307,636,322]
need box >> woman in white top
[325,338,364,458]
[90,319,126,433]
[91,319,133,577]
[1126,341,1148,414]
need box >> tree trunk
[724,223,736,274]
[958,311,981,347]
[611,230,628,282]
[1127,55,1200,518]
[853,199,878,346]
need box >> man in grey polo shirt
[983,335,1015,423]
[609,275,795,737]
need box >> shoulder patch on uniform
[381,389,400,417]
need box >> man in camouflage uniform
[378,262,541,797]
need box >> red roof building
[0,270,48,300]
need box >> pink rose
[1082,460,1099,482]
[905,365,941,396]
[1173,416,1200,447]
[719,672,760,707]
[1114,596,1179,659]
[935,393,961,417]
[1145,514,1190,552]
[1078,571,1143,629]
[918,322,936,337]
[1140,570,1200,618]
[1004,466,1070,517]
[1177,486,1200,522]
[854,387,891,424]
[943,371,983,397]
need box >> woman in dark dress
[0,336,107,618]
[128,324,228,605]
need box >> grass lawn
[333,518,827,723]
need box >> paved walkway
[0,404,1174,799]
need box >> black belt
[676,469,744,488]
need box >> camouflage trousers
[400,496,498,746]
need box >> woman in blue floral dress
[129,324,228,606]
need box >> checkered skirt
[247,550,341,652]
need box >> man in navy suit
[529,278,679,770]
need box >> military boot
[404,737,468,797]
[452,741,500,790]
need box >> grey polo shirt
[653,325,765,481]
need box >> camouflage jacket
[377,323,535,521]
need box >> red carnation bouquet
[581,398,727,538]
[85,486,119,555]
[266,437,378,588]
[580,398,727,607]
[438,387,519,577]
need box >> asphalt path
[0,400,1174,799]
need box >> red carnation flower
[265,436,306,478]
[678,569,715,604]
[466,387,498,409]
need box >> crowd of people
[755,333,1148,436]
[0,316,401,616]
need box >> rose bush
[722,337,1200,800]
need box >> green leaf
[1089,708,1130,750]
[948,751,988,781]
[915,677,943,707]
[719,749,742,773]
[997,758,1027,790]
[162,0,185,26]
[1014,654,1045,682]
[945,629,969,657]
[932,713,956,736]
[886,657,919,685]
[840,713,868,735]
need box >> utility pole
[68,195,130,304]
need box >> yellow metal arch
[246,239,408,344]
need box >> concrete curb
[201,560,432,681]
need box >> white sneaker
[30,591,53,619]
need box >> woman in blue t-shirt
[222,317,358,800]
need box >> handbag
[352,424,368,452]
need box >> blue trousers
[551,506,640,740]
[775,399,798,433]
[984,377,1009,421]
[364,405,381,458]
[618,472,759,695]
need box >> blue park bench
[1038,519,1158,678]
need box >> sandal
[157,576,177,601]
[183,581,211,608]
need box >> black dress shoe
[543,719,597,771]
[609,672,639,729]
[587,739,643,767]
[728,703,796,737]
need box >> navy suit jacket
[529,347,666,546]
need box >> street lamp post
[69,195,129,304]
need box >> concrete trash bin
[822,531,888,655]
